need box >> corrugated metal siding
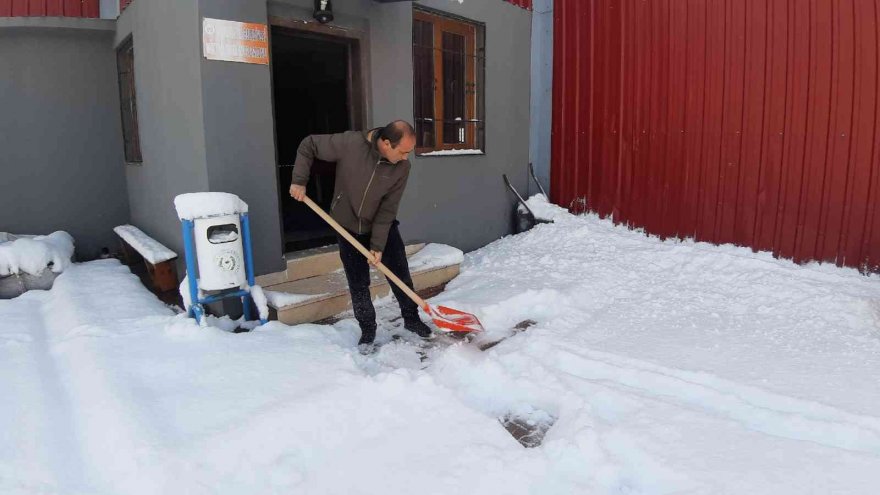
[552,0,880,272]
[504,0,533,11]
[1,0,99,17]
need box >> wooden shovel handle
[302,195,428,310]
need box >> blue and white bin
[194,214,246,291]
[174,192,267,326]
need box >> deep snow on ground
[2,202,879,494]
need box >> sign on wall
[202,18,269,65]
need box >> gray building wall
[269,0,531,253]
[116,0,293,276]
[0,21,130,260]
[117,0,530,276]
[199,0,284,276]
[115,0,211,271]
[529,0,552,196]
[374,0,532,253]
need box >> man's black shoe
[358,326,376,345]
[404,318,432,338]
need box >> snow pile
[0,231,74,276]
[407,243,464,272]
[523,193,569,222]
[173,192,249,220]
[423,206,880,493]
[113,225,177,264]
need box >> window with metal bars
[412,8,485,155]
[116,37,142,164]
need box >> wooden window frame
[413,9,483,155]
[116,36,142,164]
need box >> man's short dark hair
[378,120,416,148]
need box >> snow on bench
[113,225,177,265]
[113,225,178,293]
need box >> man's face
[379,135,416,164]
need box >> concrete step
[262,244,462,326]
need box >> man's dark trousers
[336,220,419,339]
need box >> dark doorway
[271,27,359,253]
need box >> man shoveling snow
[288,120,432,348]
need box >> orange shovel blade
[425,304,484,333]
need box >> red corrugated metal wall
[552,0,880,272]
[0,0,99,17]
[504,0,533,11]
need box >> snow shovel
[529,162,548,197]
[302,195,484,334]
[503,174,552,233]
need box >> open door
[271,26,363,253]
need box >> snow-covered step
[255,243,426,286]
[263,244,463,325]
